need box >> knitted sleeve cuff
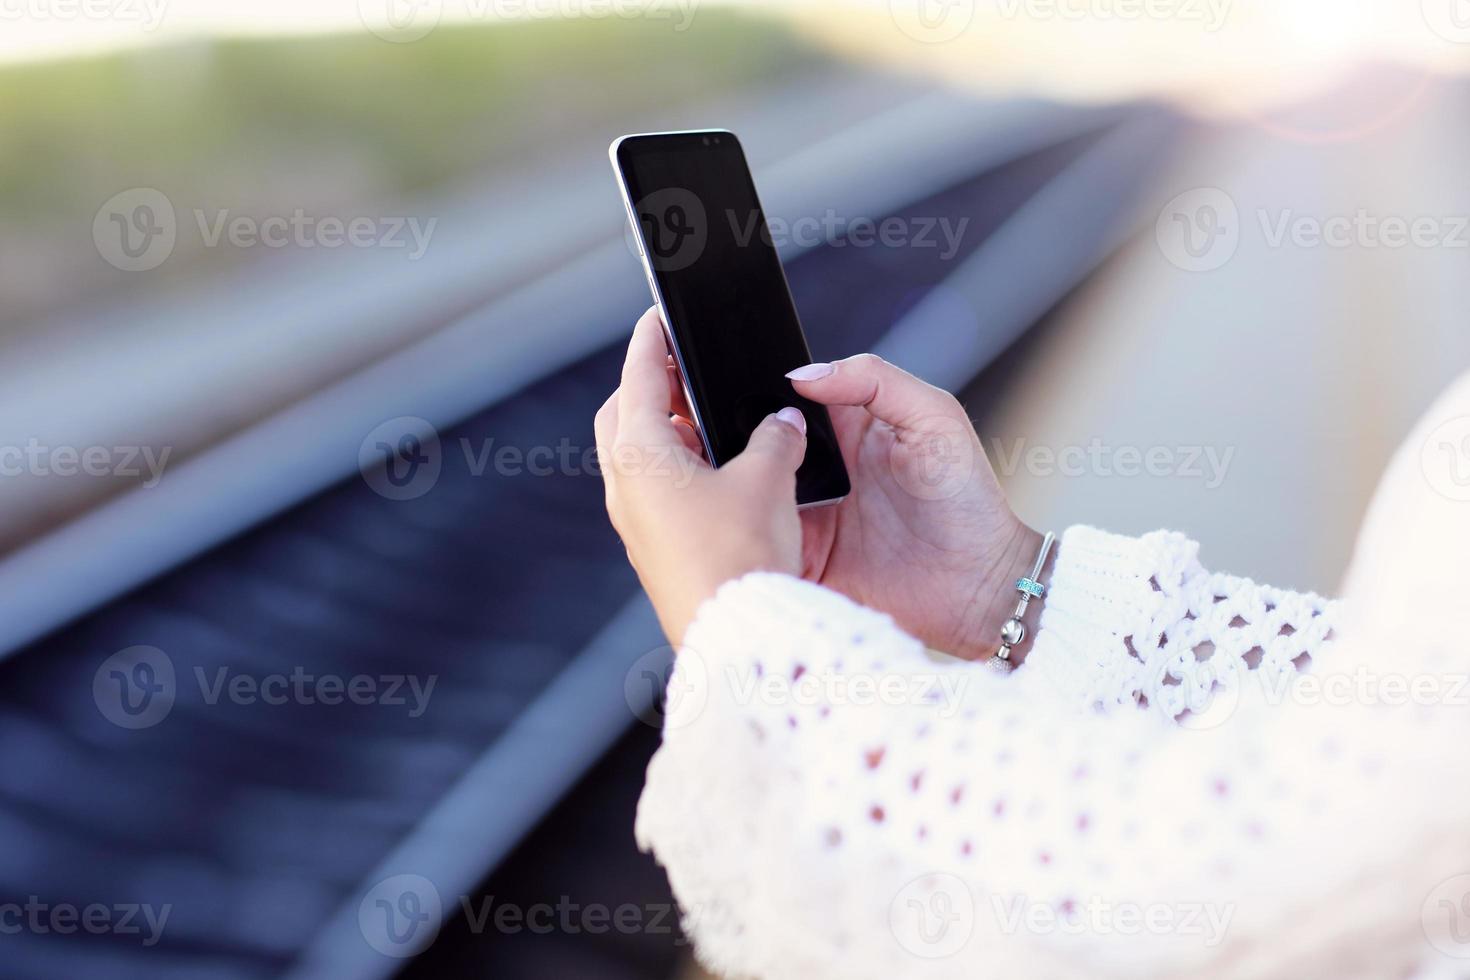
[1019,525,1196,710]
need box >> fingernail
[775,407,806,435]
[785,363,834,381]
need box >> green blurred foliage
[0,10,825,325]
[0,11,823,217]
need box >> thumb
[732,407,808,481]
[786,353,959,430]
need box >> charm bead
[1016,577,1045,598]
[1000,618,1026,647]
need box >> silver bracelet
[996,531,1056,662]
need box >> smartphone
[609,130,850,508]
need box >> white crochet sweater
[636,510,1470,977]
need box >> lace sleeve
[636,533,1470,979]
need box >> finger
[671,416,705,458]
[730,407,807,484]
[594,390,620,455]
[619,306,675,430]
[786,353,959,430]
[666,362,692,421]
[594,391,621,505]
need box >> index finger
[787,353,959,431]
[618,306,675,431]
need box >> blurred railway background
[2,2,1469,977]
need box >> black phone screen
[616,132,850,506]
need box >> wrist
[962,521,1056,664]
[663,544,797,647]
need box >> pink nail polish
[785,363,834,381]
[775,407,806,435]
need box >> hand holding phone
[594,307,811,645]
[606,130,1041,662]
